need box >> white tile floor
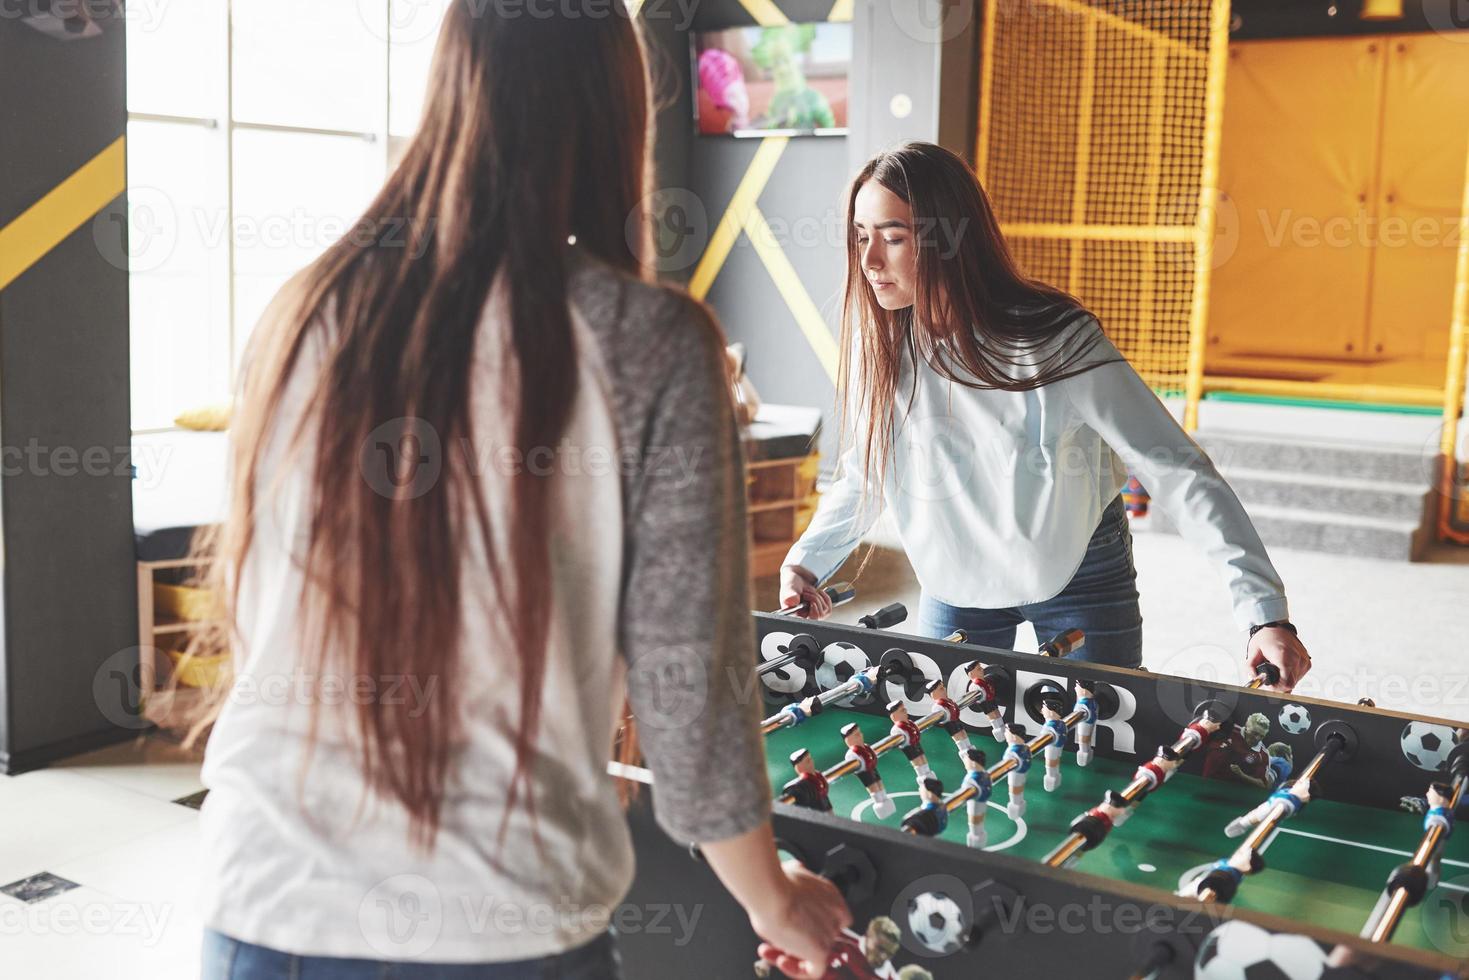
[0,738,206,979]
[4,535,1468,978]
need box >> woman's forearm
[699,820,788,916]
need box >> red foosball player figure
[963,660,1007,741]
[887,700,933,784]
[1002,724,1031,819]
[824,916,902,979]
[1068,789,1133,851]
[755,917,902,979]
[780,748,832,813]
[1133,745,1183,794]
[924,678,972,758]
[1039,697,1068,792]
[841,722,895,819]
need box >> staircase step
[1216,467,1430,522]
[1195,431,1435,485]
[1138,503,1429,561]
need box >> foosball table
[617,598,1469,980]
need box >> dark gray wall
[660,0,979,468]
[0,11,136,771]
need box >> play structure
[973,0,1469,544]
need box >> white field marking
[1274,827,1469,871]
[850,791,1028,852]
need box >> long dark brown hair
[208,4,653,846]
[840,141,1112,488]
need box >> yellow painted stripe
[744,205,839,381]
[688,136,789,300]
[737,0,789,26]
[627,0,645,13]
[827,0,853,21]
[0,136,127,292]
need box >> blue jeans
[202,930,622,980]
[916,496,1143,668]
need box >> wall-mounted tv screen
[692,23,851,137]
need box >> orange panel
[1367,34,1469,371]
[1210,37,1381,362]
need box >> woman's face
[853,181,917,311]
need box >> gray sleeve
[595,277,771,845]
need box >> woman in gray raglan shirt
[196,8,847,979]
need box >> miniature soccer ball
[1195,919,1326,980]
[1277,704,1311,736]
[906,891,964,955]
[1401,721,1455,773]
[816,642,870,704]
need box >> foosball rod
[771,581,856,619]
[1195,729,1350,904]
[904,703,1092,833]
[777,681,993,804]
[1239,732,1343,853]
[1360,743,1468,943]
[1042,705,1226,868]
[759,665,880,736]
[759,593,906,682]
[757,603,911,735]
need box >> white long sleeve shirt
[784,319,1289,629]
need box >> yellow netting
[976,0,1225,392]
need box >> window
[125,0,450,430]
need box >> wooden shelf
[153,618,221,636]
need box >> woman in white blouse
[781,142,1311,692]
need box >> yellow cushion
[174,403,232,431]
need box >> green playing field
[766,710,1469,958]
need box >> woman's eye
[856,236,869,245]
[884,238,905,247]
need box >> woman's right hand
[747,861,851,978]
[779,565,832,620]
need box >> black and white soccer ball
[816,642,870,704]
[906,891,964,955]
[1401,721,1456,773]
[1195,919,1326,980]
[1277,704,1311,736]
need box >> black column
[0,7,136,771]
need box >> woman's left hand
[1246,626,1311,692]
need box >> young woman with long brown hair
[780,142,1312,692]
[197,6,848,978]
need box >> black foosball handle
[857,602,906,630]
[756,633,822,678]
[1246,661,1281,689]
[773,581,855,618]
